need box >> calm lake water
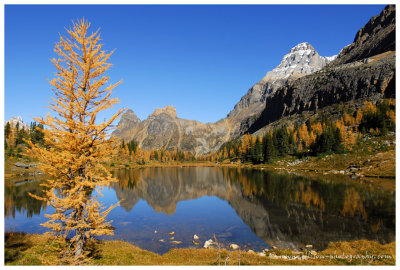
[5,167,395,254]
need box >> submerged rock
[171,240,182,244]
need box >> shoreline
[108,149,395,191]
[5,133,395,186]
[5,233,396,265]
[5,149,395,192]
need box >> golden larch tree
[27,18,125,263]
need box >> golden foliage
[334,117,360,150]
[387,110,395,124]
[387,98,395,107]
[363,101,377,114]
[297,123,313,148]
[343,112,355,126]
[240,134,253,155]
[310,122,323,136]
[6,123,17,148]
[340,188,367,221]
[355,108,363,126]
[26,18,125,263]
[295,182,326,211]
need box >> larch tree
[27,18,125,263]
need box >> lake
[5,167,395,254]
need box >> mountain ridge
[225,41,336,132]
[112,5,395,154]
[246,4,395,135]
[113,41,336,154]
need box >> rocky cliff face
[112,109,141,138]
[247,52,395,133]
[226,42,336,134]
[113,43,335,153]
[332,5,395,66]
[113,105,231,154]
[247,5,395,134]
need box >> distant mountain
[6,116,28,130]
[113,105,231,154]
[113,5,395,154]
[113,43,335,153]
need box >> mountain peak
[227,42,337,122]
[116,109,141,127]
[149,105,177,119]
[6,116,28,129]
[264,42,335,80]
[9,116,23,123]
[289,42,314,53]
[122,109,140,119]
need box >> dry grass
[4,158,43,179]
[5,233,395,266]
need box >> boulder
[203,239,214,249]
[229,244,239,250]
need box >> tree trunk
[75,229,85,260]
[74,203,86,261]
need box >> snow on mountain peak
[290,42,313,52]
[265,42,336,80]
[324,55,338,62]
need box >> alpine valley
[4,5,396,266]
[112,5,395,155]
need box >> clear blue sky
[5,4,386,124]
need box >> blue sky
[5,4,386,124]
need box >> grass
[4,157,43,180]
[4,233,395,266]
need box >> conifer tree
[5,122,11,139]
[312,123,343,154]
[263,133,275,162]
[16,127,27,145]
[253,136,263,163]
[274,126,289,157]
[26,19,125,263]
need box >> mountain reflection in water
[5,167,395,254]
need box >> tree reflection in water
[5,167,395,252]
[112,167,395,250]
